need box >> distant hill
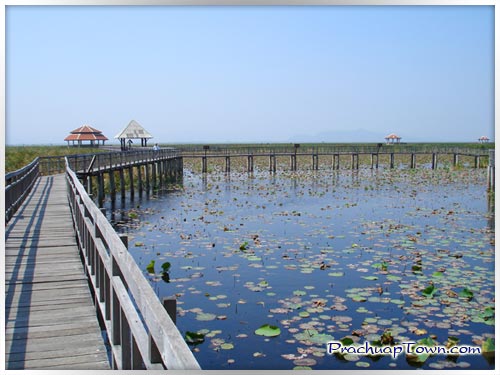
[289,129,387,143]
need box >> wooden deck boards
[5,175,110,370]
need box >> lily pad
[185,331,205,345]
[146,260,155,274]
[255,324,281,337]
[422,284,437,298]
[196,313,217,321]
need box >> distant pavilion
[64,125,108,147]
[115,120,153,150]
[478,136,490,143]
[385,133,402,144]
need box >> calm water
[110,168,494,370]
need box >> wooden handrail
[65,158,200,370]
[5,157,40,223]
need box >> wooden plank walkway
[5,174,110,370]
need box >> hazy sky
[6,5,494,145]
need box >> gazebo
[115,120,153,150]
[478,136,490,143]
[64,125,108,147]
[385,133,402,144]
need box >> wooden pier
[5,175,110,369]
[180,144,492,174]
[5,151,200,370]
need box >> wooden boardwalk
[5,174,110,370]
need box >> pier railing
[66,148,180,175]
[179,144,492,156]
[5,157,40,223]
[65,158,200,370]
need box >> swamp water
[110,168,494,370]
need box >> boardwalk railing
[179,144,492,156]
[66,148,180,175]
[65,158,200,370]
[5,157,40,223]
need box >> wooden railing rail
[66,148,180,175]
[65,158,200,370]
[5,157,40,223]
[179,144,492,157]
[38,155,67,175]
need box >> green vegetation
[5,145,105,173]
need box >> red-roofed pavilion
[64,125,108,147]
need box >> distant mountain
[289,129,388,143]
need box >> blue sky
[6,6,494,145]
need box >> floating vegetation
[255,324,281,337]
[113,167,494,370]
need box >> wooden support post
[120,234,128,249]
[111,290,121,346]
[332,154,339,170]
[158,161,163,188]
[225,156,230,173]
[475,155,480,168]
[432,153,437,169]
[247,155,254,173]
[119,169,125,199]
[163,297,177,325]
[128,167,134,200]
[109,170,116,200]
[202,157,207,173]
[121,309,132,369]
[453,154,459,167]
[351,154,359,169]
[152,162,157,189]
[97,173,105,207]
[137,165,143,196]
[410,153,416,169]
[488,150,495,191]
[390,153,395,169]
[149,296,177,365]
[269,154,276,173]
[312,154,319,170]
[145,164,150,193]
[290,155,297,171]
[87,175,93,195]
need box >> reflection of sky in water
[112,169,494,370]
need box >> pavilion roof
[115,120,153,139]
[385,133,401,139]
[64,124,108,141]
